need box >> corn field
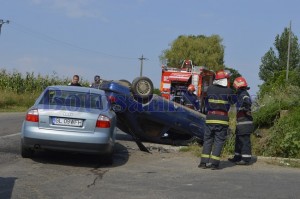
[0,69,74,94]
[0,69,89,110]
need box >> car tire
[131,76,154,100]
[21,141,34,158]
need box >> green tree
[259,27,300,82]
[160,34,225,71]
[225,67,242,89]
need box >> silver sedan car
[21,86,117,161]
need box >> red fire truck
[160,60,215,113]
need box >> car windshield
[38,89,107,110]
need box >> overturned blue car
[99,77,206,150]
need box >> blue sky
[0,0,299,96]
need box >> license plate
[52,117,83,127]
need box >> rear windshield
[38,89,108,110]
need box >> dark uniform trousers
[201,124,228,166]
[234,119,253,162]
[234,134,251,162]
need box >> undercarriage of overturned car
[99,76,206,152]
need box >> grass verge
[0,90,38,112]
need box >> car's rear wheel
[21,141,34,158]
[131,76,154,100]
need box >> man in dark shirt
[68,75,82,86]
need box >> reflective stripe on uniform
[211,155,220,160]
[208,99,229,104]
[237,121,253,125]
[201,154,210,158]
[235,152,241,156]
[242,96,249,100]
[241,154,252,158]
[206,120,229,125]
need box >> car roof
[46,85,105,95]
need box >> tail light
[26,109,39,122]
[96,115,111,128]
[108,96,116,103]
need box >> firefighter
[181,84,200,111]
[184,60,191,67]
[198,70,235,170]
[184,60,192,71]
[228,77,253,165]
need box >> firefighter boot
[210,164,220,170]
[235,160,250,165]
[198,162,211,169]
[228,156,241,163]
[198,163,206,169]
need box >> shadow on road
[220,156,258,169]
[0,177,17,199]
[29,142,129,169]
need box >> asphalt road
[0,112,300,199]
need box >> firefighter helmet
[187,84,195,92]
[215,70,230,80]
[233,77,248,89]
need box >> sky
[0,0,299,96]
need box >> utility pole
[138,54,147,77]
[286,20,292,82]
[0,19,10,35]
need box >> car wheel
[21,141,34,158]
[131,76,154,100]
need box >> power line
[2,20,157,74]
[8,20,138,60]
